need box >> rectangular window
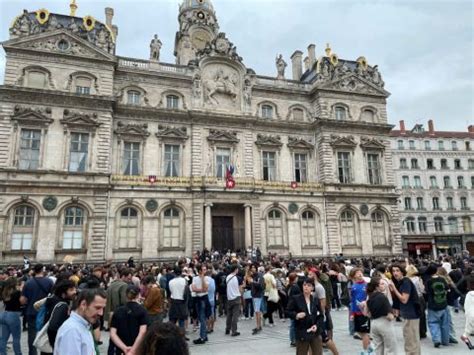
[434,219,443,232]
[427,159,434,169]
[69,133,89,172]
[430,176,438,188]
[454,159,462,169]
[400,158,407,169]
[62,231,83,249]
[127,91,140,105]
[414,176,422,188]
[367,154,381,184]
[416,197,424,210]
[166,95,179,109]
[444,176,451,188]
[438,141,445,150]
[164,144,180,177]
[447,197,454,209]
[76,86,90,95]
[441,159,448,169]
[27,71,46,89]
[404,197,412,210]
[406,219,415,233]
[402,176,410,188]
[469,159,474,169]
[467,142,471,151]
[262,151,276,181]
[472,176,474,189]
[432,197,440,210]
[216,148,231,179]
[411,159,418,169]
[418,219,427,233]
[458,176,465,188]
[123,142,140,176]
[452,141,458,150]
[294,153,307,183]
[75,77,91,95]
[409,140,415,150]
[337,152,351,183]
[424,141,431,150]
[397,140,404,150]
[19,129,41,170]
[461,197,468,209]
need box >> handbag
[268,287,280,303]
[33,301,66,353]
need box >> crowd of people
[0,249,473,355]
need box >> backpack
[431,278,447,308]
[36,301,48,331]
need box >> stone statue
[243,78,252,106]
[10,10,31,36]
[275,54,287,79]
[150,34,162,61]
[68,18,79,33]
[192,73,202,99]
[204,69,238,105]
[96,28,108,50]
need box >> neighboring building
[0,0,401,263]
[391,120,474,257]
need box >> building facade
[391,120,474,257]
[0,1,401,263]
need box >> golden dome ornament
[35,8,50,25]
[83,15,96,31]
[330,53,339,66]
[357,56,368,70]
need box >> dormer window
[262,105,273,119]
[335,106,347,120]
[361,109,375,122]
[75,77,91,95]
[166,95,179,109]
[27,71,46,89]
[127,90,141,105]
[292,108,304,121]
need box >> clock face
[191,30,211,50]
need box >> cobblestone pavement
[15,308,469,354]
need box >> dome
[180,0,214,13]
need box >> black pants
[26,315,37,355]
[218,293,227,316]
[419,297,427,338]
[263,297,278,324]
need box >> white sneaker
[244,317,249,321]
[250,317,254,320]
[269,324,274,328]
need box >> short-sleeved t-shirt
[111,302,148,347]
[313,283,326,301]
[397,277,419,319]
[367,292,391,319]
[22,276,54,316]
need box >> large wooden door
[212,216,233,252]
[467,242,474,256]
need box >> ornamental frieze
[60,109,101,131]
[287,136,314,150]
[114,122,150,139]
[11,105,53,127]
[255,134,282,148]
[207,129,239,144]
[156,125,189,141]
[329,134,356,149]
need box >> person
[460,272,474,348]
[365,276,397,355]
[287,272,301,347]
[406,264,426,339]
[263,265,278,327]
[349,268,371,354]
[0,277,22,355]
[43,280,77,354]
[250,264,265,335]
[21,263,54,355]
[54,288,107,355]
[389,264,421,355]
[243,268,254,320]
[225,264,241,337]
[436,266,460,343]
[105,269,132,326]
[143,275,164,324]
[206,269,216,333]
[138,322,189,355]
[286,278,324,355]
[215,265,227,317]
[191,264,209,344]
[168,267,189,330]
[425,264,450,348]
[110,285,148,355]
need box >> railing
[118,57,149,70]
[117,57,189,75]
[256,76,310,90]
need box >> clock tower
[174,0,219,65]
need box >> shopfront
[406,241,434,258]
[435,236,463,256]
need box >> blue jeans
[289,318,296,343]
[195,296,208,340]
[427,308,449,345]
[0,311,22,355]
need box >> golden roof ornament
[70,0,78,17]
[325,43,332,56]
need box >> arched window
[27,71,46,89]
[292,108,304,121]
[166,95,179,109]
[12,205,35,250]
[261,104,273,118]
[434,217,443,232]
[361,109,375,122]
[443,176,451,188]
[63,206,84,249]
[335,106,347,120]
[404,217,415,233]
[267,209,283,245]
[163,207,181,248]
[418,217,427,233]
[448,217,458,234]
[119,207,138,248]
[371,211,387,246]
[127,90,141,105]
[340,210,356,246]
[75,76,92,95]
[301,210,319,246]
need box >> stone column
[204,203,213,249]
[244,204,252,248]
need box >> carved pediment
[11,105,53,127]
[207,129,239,145]
[156,125,189,141]
[287,137,314,150]
[360,136,386,150]
[60,109,101,130]
[115,122,150,139]
[318,73,388,96]
[255,134,282,148]
[195,32,243,64]
[3,29,116,61]
[329,135,356,149]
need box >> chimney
[428,119,435,135]
[105,7,114,27]
[468,125,474,133]
[399,120,406,134]
[290,50,303,80]
[307,44,316,68]
[304,56,310,72]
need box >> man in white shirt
[191,264,209,344]
[168,267,188,329]
[225,264,241,336]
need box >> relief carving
[204,68,238,105]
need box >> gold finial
[70,0,78,17]
[325,43,331,56]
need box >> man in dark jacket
[287,277,324,355]
[44,280,77,352]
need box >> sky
[0,0,472,132]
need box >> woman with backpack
[0,277,22,355]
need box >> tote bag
[268,287,279,303]
[33,302,66,353]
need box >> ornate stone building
[390,120,474,257]
[0,0,401,263]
